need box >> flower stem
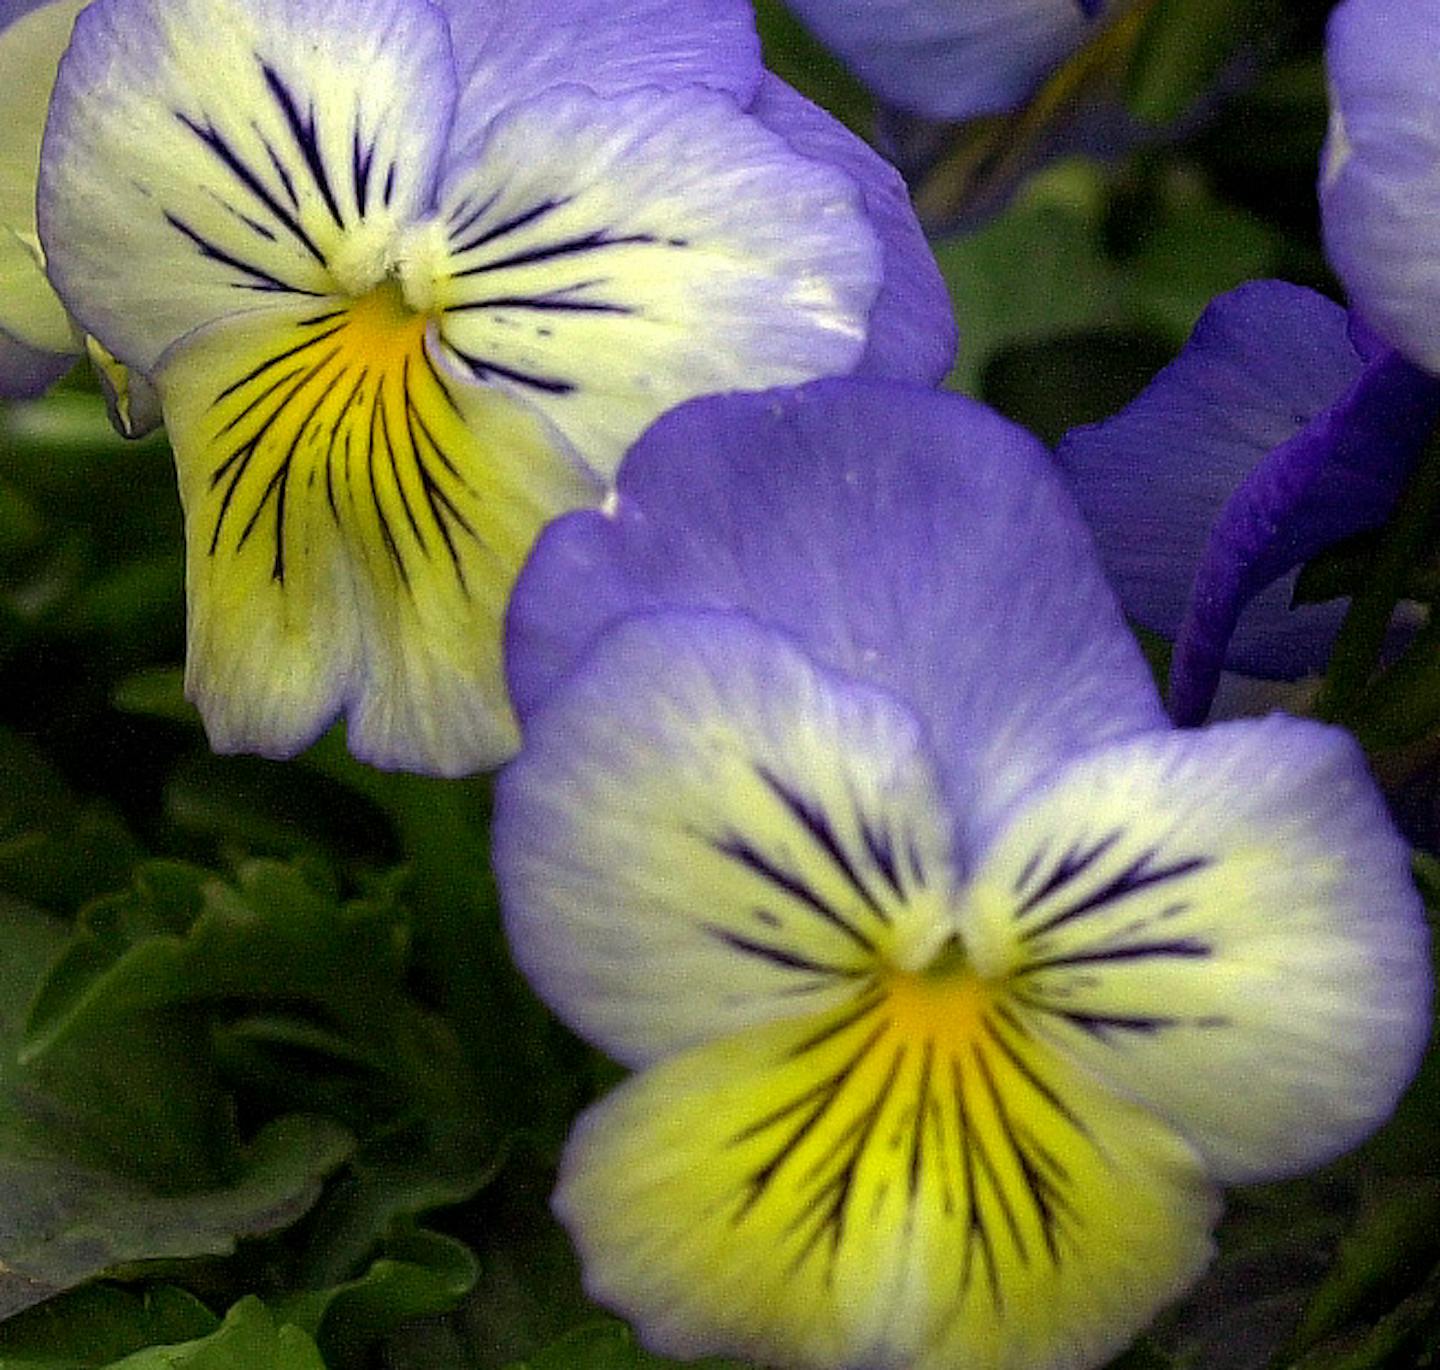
[1314,423,1440,725]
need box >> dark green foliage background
[1,1,1438,1366]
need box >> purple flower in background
[784,0,1115,122]
[1322,0,1440,376]
[493,378,1428,1370]
[34,0,953,777]
[0,0,86,397]
[1056,281,1440,725]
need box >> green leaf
[1286,1182,1440,1359]
[0,1115,353,1322]
[275,1225,477,1366]
[0,1284,217,1368]
[1316,426,1440,725]
[110,671,196,729]
[104,1297,325,1370]
[14,856,502,1312]
[0,895,353,1319]
[936,160,1279,400]
[1284,1260,1440,1370]
[21,860,489,1172]
[1125,0,1263,125]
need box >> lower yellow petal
[556,982,1219,1370]
[159,289,600,775]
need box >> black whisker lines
[708,830,876,956]
[754,765,893,925]
[442,344,577,396]
[168,52,398,299]
[261,62,345,230]
[703,926,867,980]
[202,308,486,593]
[449,226,663,280]
[1014,831,1210,944]
[1013,831,1122,915]
[449,196,574,256]
[173,108,327,269]
[1014,939,1211,975]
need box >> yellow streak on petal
[558,976,1217,1370]
[159,288,598,774]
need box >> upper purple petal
[1056,280,1440,725]
[746,73,956,386]
[783,0,1100,122]
[506,377,1165,858]
[1322,0,1440,374]
[434,0,763,173]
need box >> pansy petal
[0,0,86,237]
[1055,281,1440,724]
[966,715,1430,1182]
[435,0,762,168]
[507,380,1166,852]
[1322,0,1440,373]
[0,229,72,355]
[495,609,960,1067]
[38,0,456,373]
[747,73,957,387]
[555,999,1218,1370]
[158,295,599,776]
[0,323,71,399]
[428,85,881,477]
[785,0,1100,122]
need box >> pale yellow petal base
[159,289,599,775]
[558,983,1219,1370]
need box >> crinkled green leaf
[22,860,489,1170]
[375,1152,588,1369]
[275,1225,477,1365]
[105,1298,324,1370]
[15,857,500,1311]
[0,1115,353,1322]
[0,1285,216,1367]
[0,896,352,1319]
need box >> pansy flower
[35,0,953,776]
[785,0,1114,123]
[1056,280,1440,726]
[494,379,1429,1369]
[0,0,85,397]
[1322,0,1440,376]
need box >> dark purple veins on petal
[1017,847,1210,942]
[261,63,345,229]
